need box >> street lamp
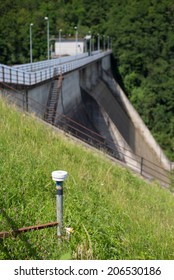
[111,37,112,49]
[107,36,109,50]
[89,30,91,56]
[92,36,95,51]
[44,16,50,60]
[59,29,62,61]
[97,33,100,51]
[84,37,87,53]
[74,26,78,57]
[103,35,105,51]
[30,23,33,64]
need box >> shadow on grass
[0,204,42,260]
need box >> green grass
[1,97,174,260]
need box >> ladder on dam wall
[44,70,63,124]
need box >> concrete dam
[0,52,173,185]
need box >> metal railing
[0,51,111,86]
[13,53,89,72]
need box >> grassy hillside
[0,97,174,260]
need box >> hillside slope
[0,97,174,260]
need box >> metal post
[98,34,100,51]
[47,19,50,60]
[30,23,33,65]
[74,26,78,58]
[59,29,62,66]
[52,170,68,238]
[89,31,92,56]
[85,39,87,53]
[140,157,144,175]
[92,36,94,51]
[45,17,50,60]
[103,35,105,51]
[25,89,28,112]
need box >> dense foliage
[0,0,173,160]
[108,0,174,161]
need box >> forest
[0,0,174,160]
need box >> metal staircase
[44,70,63,124]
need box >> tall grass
[0,97,174,260]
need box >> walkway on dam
[0,50,111,86]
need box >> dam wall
[0,54,172,184]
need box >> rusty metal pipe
[0,221,58,238]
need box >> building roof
[55,39,85,43]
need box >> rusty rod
[0,221,58,238]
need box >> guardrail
[13,53,89,72]
[0,51,111,86]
